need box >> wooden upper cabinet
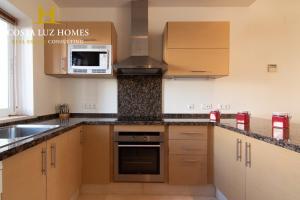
[44,21,117,76]
[163,21,230,78]
[44,23,68,75]
[66,22,114,44]
[167,22,229,49]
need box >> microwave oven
[68,44,112,74]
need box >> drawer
[169,154,207,185]
[169,140,207,155]
[169,126,208,140]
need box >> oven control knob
[143,136,148,141]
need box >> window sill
[0,115,35,124]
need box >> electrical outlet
[201,104,213,111]
[84,103,97,110]
[217,104,231,111]
[187,104,195,110]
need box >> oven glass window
[118,142,160,174]
[72,51,100,66]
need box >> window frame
[0,10,17,118]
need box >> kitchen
[0,0,300,200]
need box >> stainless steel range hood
[114,0,167,75]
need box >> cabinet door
[47,132,69,200]
[66,22,112,44]
[167,22,230,49]
[44,23,67,75]
[66,127,83,197]
[165,49,229,76]
[169,154,207,185]
[82,125,111,184]
[214,127,245,200]
[2,142,47,200]
[245,137,300,200]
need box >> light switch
[268,64,277,72]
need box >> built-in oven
[113,131,164,182]
[68,44,112,74]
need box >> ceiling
[53,0,256,8]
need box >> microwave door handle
[107,51,110,70]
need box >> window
[0,9,16,117]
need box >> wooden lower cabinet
[82,125,111,184]
[168,125,208,185]
[245,137,300,200]
[67,127,83,197]
[47,132,69,200]
[2,127,83,200]
[2,142,47,200]
[214,126,300,200]
[214,126,245,200]
[47,127,82,200]
[169,154,207,185]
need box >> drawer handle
[183,159,201,163]
[183,147,202,151]
[181,132,202,135]
[83,38,97,41]
[190,70,207,73]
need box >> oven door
[114,142,164,182]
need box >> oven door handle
[118,144,161,147]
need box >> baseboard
[81,183,216,197]
[216,188,228,200]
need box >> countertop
[0,116,299,160]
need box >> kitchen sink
[0,124,60,139]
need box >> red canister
[272,112,290,128]
[236,111,250,124]
[210,110,221,122]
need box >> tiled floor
[79,194,217,200]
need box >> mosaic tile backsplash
[117,75,162,121]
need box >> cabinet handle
[83,38,97,42]
[61,57,66,72]
[236,139,242,161]
[190,70,207,73]
[183,147,202,151]
[245,142,251,168]
[41,148,47,175]
[181,132,201,135]
[50,144,56,168]
[80,129,84,144]
[183,159,201,163]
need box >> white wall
[60,7,131,113]
[60,0,300,123]
[6,0,61,116]
[7,0,300,122]
[58,0,300,121]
